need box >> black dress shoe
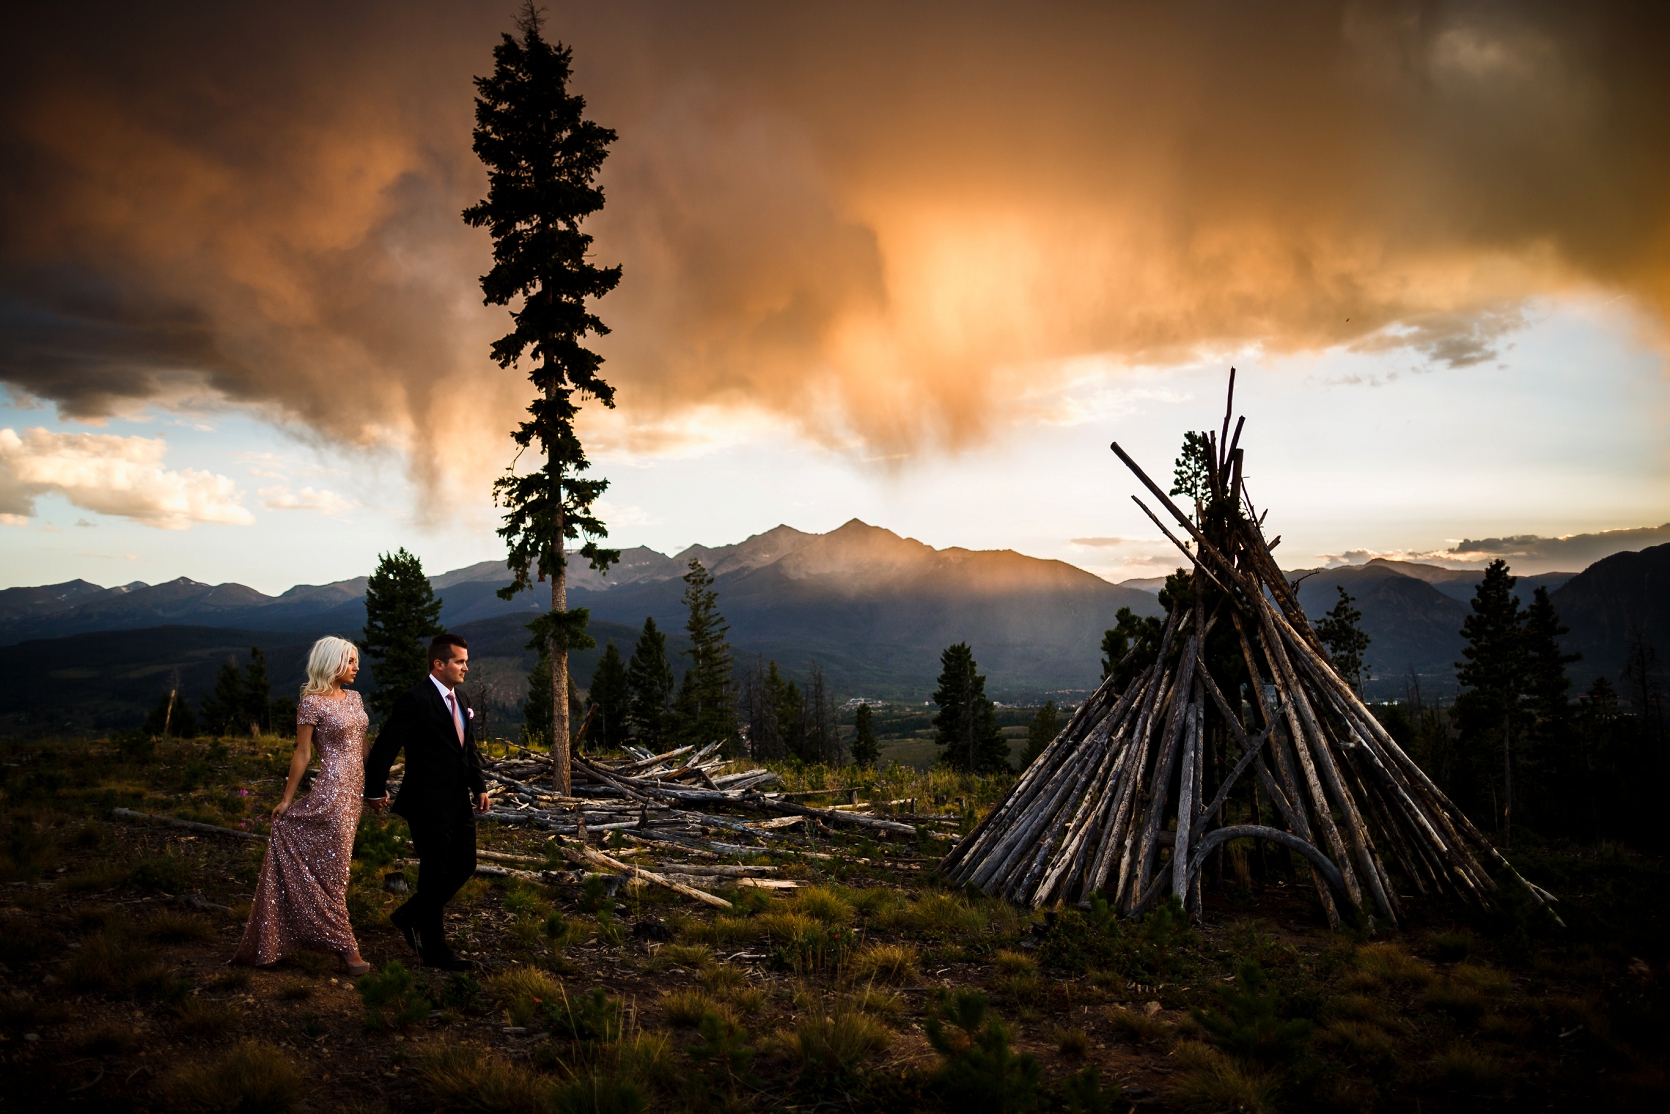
[423,950,472,972]
[389,909,422,956]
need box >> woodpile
[942,373,1558,929]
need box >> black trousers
[396,805,476,952]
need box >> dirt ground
[3,735,1668,1112]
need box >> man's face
[432,647,469,688]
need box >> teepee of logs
[943,372,1558,929]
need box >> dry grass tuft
[1450,964,1513,996]
[790,1009,892,1074]
[660,943,713,970]
[662,988,727,1028]
[487,967,563,1028]
[699,964,748,993]
[1107,1005,1172,1043]
[159,1040,303,1113]
[139,910,217,944]
[1347,944,1434,992]
[848,943,919,986]
[791,886,856,926]
[412,1043,550,1114]
[849,986,905,1023]
[172,998,241,1038]
[1053,1026,1092,1058]
[74,1020,142,1055]
[993,949,1037,975]
[287,950,334,977]
[1170,1040,1279,1113]
[1432,1045,1508,1092]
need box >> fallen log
[554,844,732,909]
[112,807,266,843]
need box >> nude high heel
[343,951,371,976]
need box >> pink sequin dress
[235,691,368,965]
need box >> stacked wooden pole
[943,372,1558,928]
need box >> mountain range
[1,522,1664,736]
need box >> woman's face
[337,650,360,685]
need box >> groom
[364,632,489,971]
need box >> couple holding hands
[233,632,490,974]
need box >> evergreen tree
[468,4,622,794]
[142,690,197,738]
[1520,586,1579,833]
[1021,699,1060,767]
[933,643,1009,773]
[803,661,841,764]
[199,657,246,736]
[767,661,804,759]
[362,548,445,717]
[626,617,676,749]
[1170,431,1214,510]
[1314,586,1371,694]
[1102,606,1163,687]
[677,559,738,750]
[586,642,631,750]
[525,646,584,749]
[242,645,272,734]
[850,702,879,768]
[1453,559,1528,842]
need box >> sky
[2,1,1667,595]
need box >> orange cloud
[2,1,1665,502]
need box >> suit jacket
[364,678,486,822]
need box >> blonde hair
[302,636,359,697]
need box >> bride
[234,635,373,974]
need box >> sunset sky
[2,1,1667,594]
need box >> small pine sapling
[924,989,1041,1114]
[1190,960,1314,1067]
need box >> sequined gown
[235,691,367,965]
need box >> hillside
[0,519,1161,703]
[1549,542,1670,695]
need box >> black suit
[364,678,486,957]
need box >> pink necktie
[446,692,464,745]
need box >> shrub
[775,924,858,977]
[661,943,713,969]
[849,942,919,986]
[1191,961,1314,1067]
[1040,895,1196,980]
[1060,1066,1122,1114]
[684,1011,758,1109]
[1347,944,1433,991]
[897,893,988,941]
[698,964,747,993]
[993,949,1036,974]
[159,1040,303,1114]
[355,961,432,1031]
[925,989,1041,1114]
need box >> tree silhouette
[626,617,676,749]
[850,702,879,768]
[466,3,622,792]
[362,548,444,717]
[1314,586,1371,694]
[933,643,1009,773]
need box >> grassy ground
[2,732,1667,1112]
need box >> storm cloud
[3,1,1667,504]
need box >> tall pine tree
[676,559,737,750]
[1315,586,1371,694]
[524,648,584,750]
[626,617,676,749]
[362,548,444,717]
[932,643,1009,773]
[1021,699,1059,767]
[1521,585,1579,833]
[243,646,272,735]
[1454,559,1528,843]
[587,642,631,750]
[850,702,879,768]
[199,656,246,736]
[468,4,621,794]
